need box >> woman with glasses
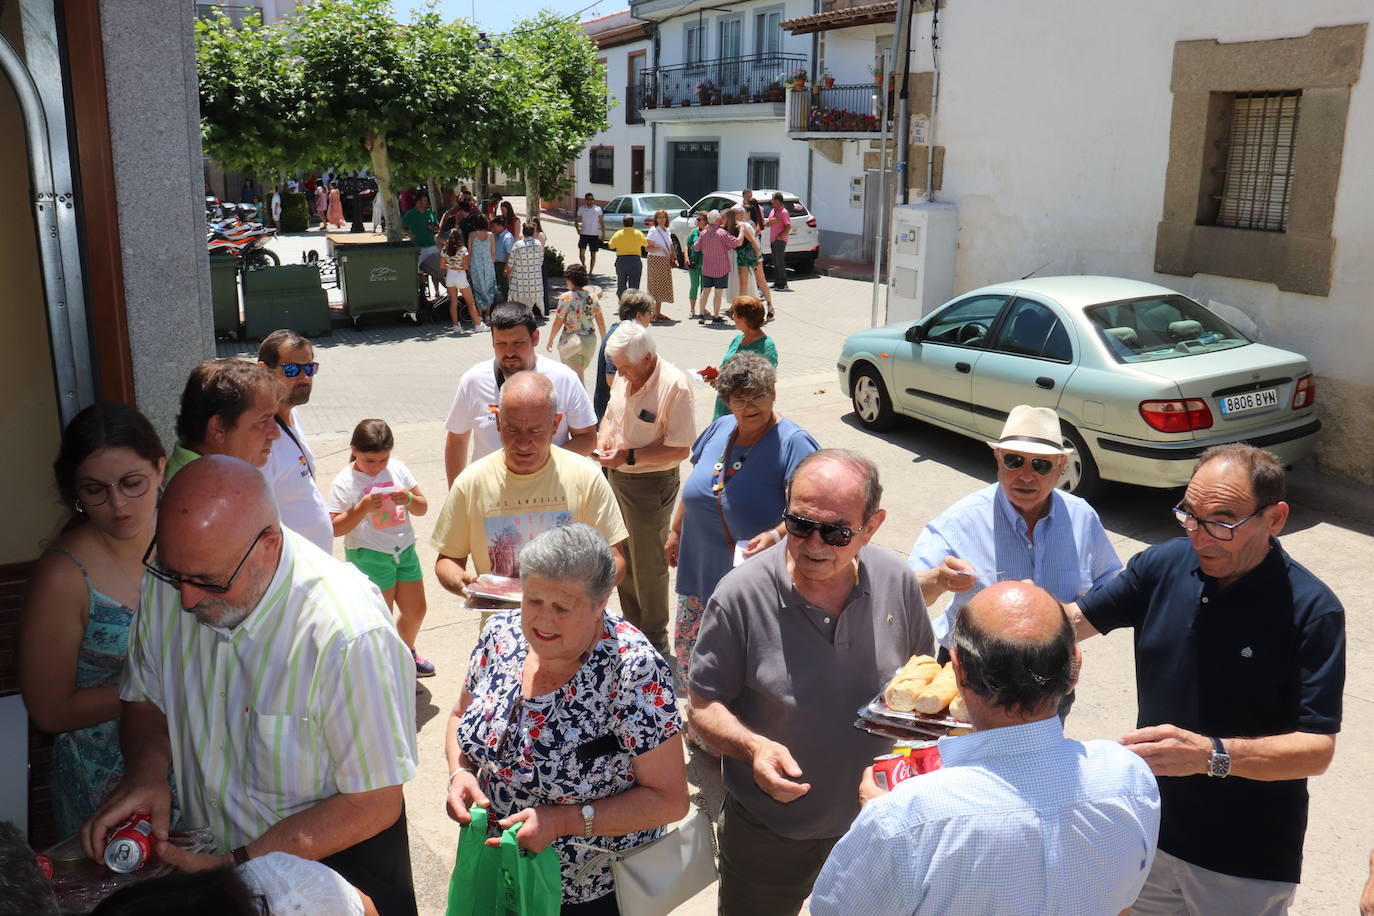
[665,352,818,753]
[444,524,688,914]
[711,295,778,420]
[19,404,166,836]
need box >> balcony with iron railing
[195,2,263,27]
[787,81,895,138]
[637,52,806,122]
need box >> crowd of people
[7,269,1356,916]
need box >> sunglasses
[1000,452,1057,477]
[782,512,859,547]
[276,362,319,379]
[142,526,272,594]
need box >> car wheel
[1058,424,1102,499]
[851,365,897,431]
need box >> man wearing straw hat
[907,405,1121,716]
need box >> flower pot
[810,84,820,95]
[823,77,835,88]
[873,74,884,86]
[792,79,806,91]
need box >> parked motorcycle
[206,198,279,269]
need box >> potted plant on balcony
[821,69,835,88]
[694,79,719,105]
[764,79,784,101]
[739,83,751,103]
[869,64,884,86]
[788,67,807,92]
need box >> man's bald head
[160,455,279,545]
[951,581,1077,719]
[496,371,561,475]
[498,370,558,417]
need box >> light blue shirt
[811,717,1161,916]
[909,483,1121,645]
[494,228,515,262]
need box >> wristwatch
[626,449,637,467]
[580,804,596,839]
[1207,736,1231,778]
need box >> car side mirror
[680,209,690,218]
[905,324,925,343]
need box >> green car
[838,276,1320,495]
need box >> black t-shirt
[1080,537,1344,884]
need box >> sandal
[766,310,776,322]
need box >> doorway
[668,140,718,206]
[631,147,645,194]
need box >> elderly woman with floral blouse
[444,524,688,914]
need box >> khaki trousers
[1133,849,1296,915]
[608,467,678,649]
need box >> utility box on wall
[886,202,958,325]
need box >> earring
[74,500,85,514]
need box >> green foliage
[543,244,565,278]
[280,192,310,232]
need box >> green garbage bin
[209,254,241,339]
[241,264,332,340]
[335,241,425,325]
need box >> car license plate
[1220,388,1279,415]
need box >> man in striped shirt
[82,456,419,915]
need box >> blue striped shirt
[811,717,1161,916]
[909,483,1121,645]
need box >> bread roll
[947,693,969,723]
[914,664,959,714]
[883,658,943,711]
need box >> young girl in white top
[327,419,434,677]
[441,230,482,333]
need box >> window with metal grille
[1215,91,1300,232]
[590,147,614,186]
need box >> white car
[668,190,818,275]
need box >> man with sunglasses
[258,330,333,552]
[690,449,934,916]
[908,405,1121,718]
[163,358,282,482]
[82,456,419,915]
[1067,443,1345,915]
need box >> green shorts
[346,543,422,591]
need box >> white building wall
[573,36,653,203]
[903,0,1373,479]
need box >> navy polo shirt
[1079,537,1344,884]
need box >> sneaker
[413,649,436,678]
[474,322,491,333]
[451,323,466,334]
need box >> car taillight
[643,217,653,225]
[1139,399,1214,433]
[1291,374,1316,409]
[806,217,817,228]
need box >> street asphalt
[226,213,1374,915]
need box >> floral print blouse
[458,611,682,903]
[556,290,601,335]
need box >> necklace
[711,418,776,493]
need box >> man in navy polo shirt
[1068,443,1344,915]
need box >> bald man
[432,371,627,597]
[812,582,1160,916]
[83,456,419,915]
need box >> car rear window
[640,196,689,211]
[766,199,808,218]
[1086,295,1251,363]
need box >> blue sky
[396,0,617,34]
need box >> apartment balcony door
[718,17,742,90]
[631,147,645,193]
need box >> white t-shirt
[326,457,419,554]
[271,191,283,223]
[443,356,597,465]
[239,852,364,916]
[577,204,603,236]
[262,409,334,552]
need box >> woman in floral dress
[444,525,687,912]
[546,263,607,384]
[467,214,499,316]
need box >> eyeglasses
[275,362,319,379]
[76,473,152,507]
[1000,452,1057,477]
[142,526,272,594]
[726,391,772,410]
[1171,503,1271,541]
[782,512,859,547]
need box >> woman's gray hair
[618,289,654,321]
[716,352,776,402]
[517,523,617,605]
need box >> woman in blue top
[664,352,820,753]
[19,404,166,836]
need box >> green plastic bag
[446,806,563,916]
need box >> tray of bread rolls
[856,654,973,736]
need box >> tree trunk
[429,176,444,214]
[365,130,404,244]
[524,169,542,225]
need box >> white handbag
[571,808,718,916]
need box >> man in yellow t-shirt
[608,215,648,300]
[431,372,628,596]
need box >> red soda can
[103,814,154,873]
[871,753,913,791]
[35,853,53,879]
[900,739,943,774]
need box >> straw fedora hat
[988,405,1071,456]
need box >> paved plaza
[221,214,1374,915]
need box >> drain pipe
[924,0,940,202]
[805,0,820,211]
[892,0,915,204]
[870,48,893,328]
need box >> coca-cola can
[871,753,913,791]
[103,814,154,873]
[896,738,943,774]
[34,853,53,880]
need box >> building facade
[571,10,653,207]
